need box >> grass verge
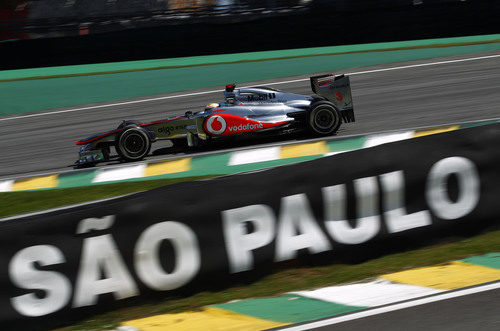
[0,175,215,218]
[59,229,500,331]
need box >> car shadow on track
[151,129,340,157]
[70,127,347,169]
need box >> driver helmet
[205,103,219,111]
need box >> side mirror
[185,111,193,117]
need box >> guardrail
[2,121,500,329]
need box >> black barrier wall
[2,123,500,329]
[1,0,499,69]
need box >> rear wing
[310,74,355,123]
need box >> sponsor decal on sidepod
[228,123,264,132]
[205,115,227,135]
[205,115,266,135]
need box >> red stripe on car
[76,129,121,145]
[204,114,288,136]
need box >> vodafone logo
[205,115,227,135]
[228,123,264,132]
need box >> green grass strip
[58,229,500,330]
[2,34,500,82]
[0,175,215,219]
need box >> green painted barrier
[2,34,499,81]
[1,34,499,115]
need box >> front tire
[308,101,341,136]
[117,120,141,130]
[115,125,151,162]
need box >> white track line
[278,281,500,331]
[0,195,130,222]
[1,54,499,123]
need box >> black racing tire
[308,100,341,136]
[116,120,141,130]
[115,125,151,162]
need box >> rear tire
[115,125,151,162]
[308,101,341,136]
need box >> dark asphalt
[1,51,499,179]
[289,285,500,331]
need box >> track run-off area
[275,282,500,331]
[0,51,499,179]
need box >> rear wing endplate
[310,74,355,122]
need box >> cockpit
[205,103,220,111]
[223,83,282,104]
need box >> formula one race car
[75,74,355,167]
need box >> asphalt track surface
[1,51,499,179]
[275,282,500,331]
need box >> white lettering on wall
[222,205,275,273]
[426,157,480,220]
[135,221,200,291]
[9,245,71,316]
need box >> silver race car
[75,74,355,167]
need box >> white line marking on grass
[279,281,500,331]
[0,195,130,222]
[1,54,499,122]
